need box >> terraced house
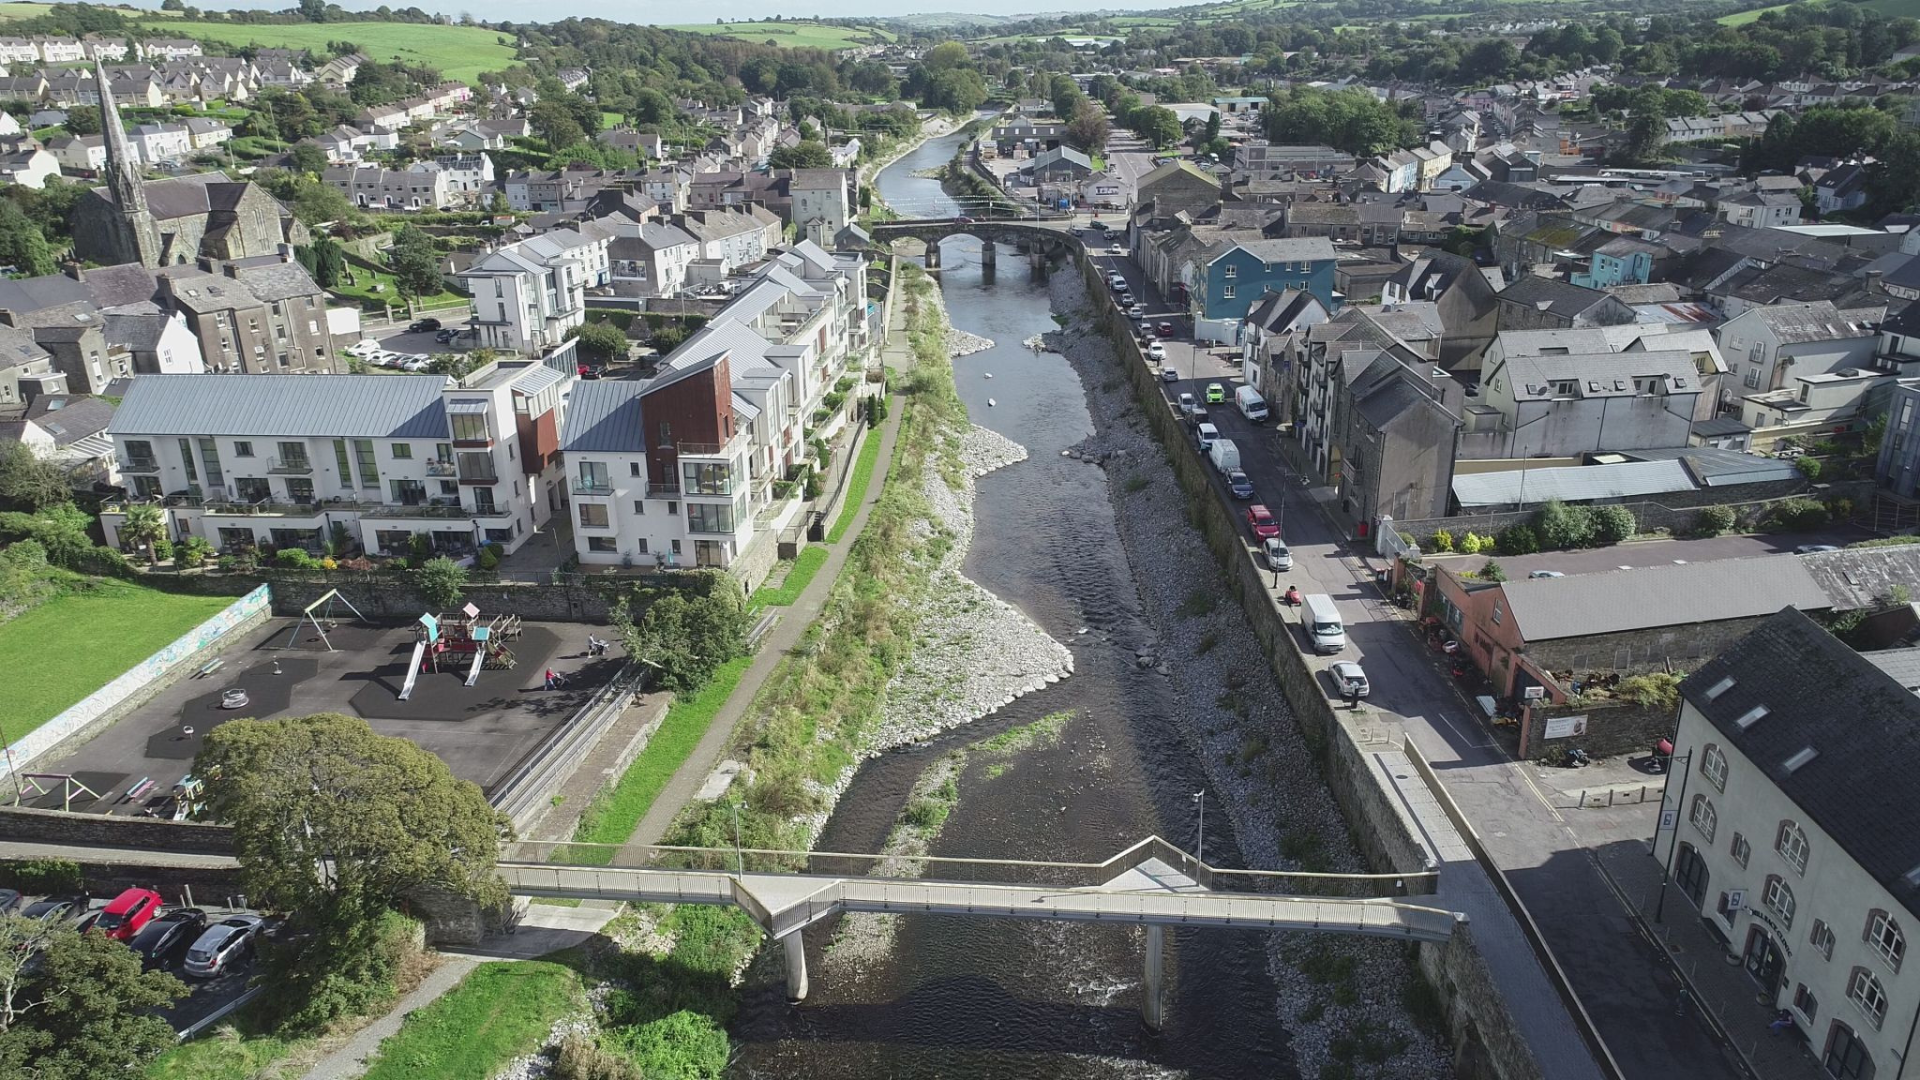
[1180,236,1339,345]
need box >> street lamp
[1192,790,1206,864]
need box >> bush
[1768,498,1829,533]
[1430,530,1454,552]
[406,532,433,567]
[553,1033,641,1080]
[1496,523,1540,555]
[177,535,214,569]
[276,547,317,569]
[151,535,174,564]
[476,546,499,572]
[0,857,83,894]
[1796,456,1823,481]
[1589,505,1637,545]
[606,1010,728,1080]
[1619,672,1683,712]
[1534,499,1594,549]
[1476,558,1506,582]
[417,556,468,608]
[1459,531,1484,555]
[1694,504,1736,537]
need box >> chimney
[1867,269,1884,296]
[0,309,14,327]
[62,261,83,281]
[277,243,295,263]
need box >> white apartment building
[457,228,610,356]
[131,122,192,165]
[33,36,84,63]
[608,219,699,299]
[1655,609,1920,1080]
[100,360,574,558]
[427,154,494,198]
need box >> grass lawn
[328,263,464,314]
[132,21,515,84]
[0,580,235,747]
[360,961,583,1080]
[747,546,828,611]
[1719,2,1796,23]
[667,20,894,49]
[571,655,753,855]
[827,425,885,544]
[147,1028,306,1080]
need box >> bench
[194,658,224,678]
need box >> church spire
[96,61,145,217]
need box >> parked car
[1795,544,1840,554]
[20,897,80,922]
[1147,342,1166,361]
[1088,220,1108,231]
[1205,382,1227,404]
[1329,661,1371,699]
[94,888,164,942]
[408,318,441,333]
[183,914,264,979]
[434,328,462,344]
[1527,570,1565,579]
[1160,367,1179,383]
[1227,469,1255,499]
[1159,321,1175,338]
[0,889,20,913]
[1177,392,1197,415]
[127,909,207,971]
[1774,446,1805,459]
[1263,537,1293,571]
[1245,504,1280,539]
[343,339,381,358]
[1127,303,1145,318]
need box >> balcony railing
[572,479,613,496]
[426,461,458,477]
[106,495,480,520]
[645,481,680,497]
[268,457,313,474]
[117,457,159,473]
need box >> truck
[1235,385,1269,422]
[1208,437,1240,474]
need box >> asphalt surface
[1095,245,1756,1080]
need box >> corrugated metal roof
[1499,555,1830,641]
[562,380,646,454]
[1452,460,1693,508]
[107,374,450,439]
[1624,447,1798,486]
[509,363,567,397]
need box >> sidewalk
[628,397,905,847]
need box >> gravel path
[1045,272,1450,1079]
[299,957,479,1080]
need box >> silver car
[1263,537,1292,571]
[183,914,263,979]
[1330,661,1370,698]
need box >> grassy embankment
[665,20,895,49]
[130,21,515,84]
[358,960,585,1080]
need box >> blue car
[1227,469,1255,500]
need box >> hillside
[666,20,896,49]
[130,20,517,84]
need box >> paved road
[1091,246,1758,1080]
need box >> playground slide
[397,640,428,701]
[464,646,485,687]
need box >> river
[729,120,1293,1079]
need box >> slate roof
[22,394,113,446]
[1497,275,1615,318]
[0,325,48,369]
[109,374,450,439]
[1498,555,1830,641]
[1864,647,1920,694]
[1680,608,1920,920]
[561,379,647,454]
[1798,547,1920,611]
[1751,300,1881,344]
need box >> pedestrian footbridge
[498,836,1460,1029]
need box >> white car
[1263,537,1292,571]
[1329,661,1370,699]
[344,339,381,358]
[1127,303,1145,318]
[1147,342,1166,361]
[1177,391,1197,415]
[183,914,263,979]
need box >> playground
[27,593,620,817]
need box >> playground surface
[30,614,616,816]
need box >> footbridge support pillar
[979,239,996,268]
[1143,923,1165,1031]
[782,931,808,1003]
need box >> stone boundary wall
[0,804,234,852]
[3,585,272,779]
[1395,480,1876,547]
[1074,255,1564,1080]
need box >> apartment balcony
[268,456,313,474]
[571,479,614,496]
[425,461,458,477]
[645,481,680,497]
[117,457,159,473]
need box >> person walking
[543,668,557,690]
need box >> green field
[0,580,236,746]
[1718,2,1797,24]
[360,961,584,1080]
[0,3,59,20]
[1864,0,1920,17]
[131,20,516,84]
[667,20,894,49]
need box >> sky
[146,0,1183,24]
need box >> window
[1731,832,1751,869]
[576,461,609,494]
[389,479,426,505]
[333,438,351,479]
[439,480,459,496]
[450,409,490,444]
[1675,842,1709,910]
[1222,284,1236,300]
[285,478,313,503]
[234,477,270,502]
[472,486,497,514]
[586,536,617,552]
[667,501,678,516]
[658,420,672,444]
[1848,969,1888,1029]
[578,503,609,529]
[178,438,197,484]
[670,539,681,555]
[1763,875,1796,929]
[683,462,732,496]
[197,437,223,487]
[457,452,497,484]
[1690,794,1717,843]
[1701,744,1728,792]
[687,502,734,534]
[1745,367,1762,389]
[352,439,379,488]
[1223,263,1238,278]
[629,461,641,477]
[391,443,412,460]
[233,441,253,457]
[1777,820,1810,874]
[633,501,645,515]
[1825,1021,1875,1079]
[1811,920,1836,961]
[122,439,155,468]
[1867,911,1906,973]
[1794,983,1818,1023]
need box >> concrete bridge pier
[1142,923,1165,1031]
[979,240,996,269]
[924,242,941,270]
[782,931,808,1002]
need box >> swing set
[283,589,370,651]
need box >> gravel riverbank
[1044,271,1450,1079]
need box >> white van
[1301,593,1345,654]
[1235,385,1269,422]
[1195,422,1220,452]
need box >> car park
[1148,342,1166,360]
[1227,469,1255,499]
[127,909,207,971]
[1330,662,1371,699]
[94,888,163,942]
[1160,367,1179,382]
[1205,382,1227,404]
[407,317,441,333]
[183,914,264,979]
[1245,504,1280,538]
[1263,537,1293,571]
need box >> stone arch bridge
[870,217,1088,269]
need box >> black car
[127,909,207,970]
[0,889,19,913]
[408,318,442,333]
[20,897,80,922]
[1227,469,1256,500]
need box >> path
[628,396,906,847]
[300,956,480,1080]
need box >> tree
[417,554,467,606]
[0,441,71,511]
[1534,499,1595,550]
[0,199,55,279]
[0,921,185,1080]
[1589,504,1637,545]
[1476,558,1507,582]
[306,233,345,290]
[923,42,969,71]
[61,105,100,136]
[529,99,584,150]
[613,577,747,693]
[386,226,443,300]
[119,502,165,561]
[1131,105,1183,149]
[568,321,629,363]
[1067,100,1109,155]
[769,141,833,170]
[288,141,329,175]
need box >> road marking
[1433,711,1494,750]
[1516,764,1567,824]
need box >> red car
[1158,321,1175,338]
[1245,504,1280,539]
[94,888,164,942]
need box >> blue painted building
[1570,236,1658,289]
[1183,237,1339,344]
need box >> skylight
[1782,747,1818,773]
[1705,677,1736,701]
[1735,704,1769,730]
